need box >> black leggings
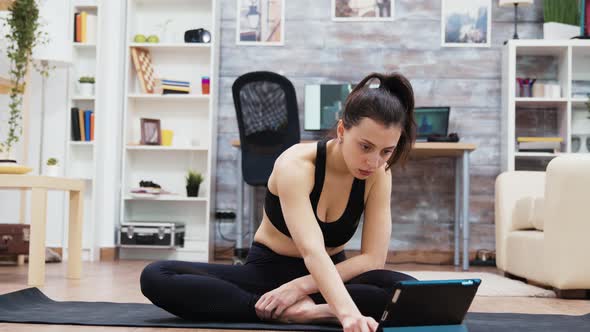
[140,242,417,322]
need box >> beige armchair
[495,155,590,298]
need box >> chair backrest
[232,71,300,186]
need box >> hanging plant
[0,0,48,157]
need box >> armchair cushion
[511,197,535,231]
[531,197,545,231]
[505,230,547,285]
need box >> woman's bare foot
[275,296,338,324]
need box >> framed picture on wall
[441,0,491,47]
[236,0,285,46]
[332,0,394,21]
[140,118,161,145]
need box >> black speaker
[184,28,211,43]
[427,133,460,142]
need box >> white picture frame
[236,0,285,46]
[332,0,394,22]
[441,0,491,48]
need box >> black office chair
[232,71,300,263]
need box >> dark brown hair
[333,72,416,170]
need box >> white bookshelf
[63,1,102,261]
[501,40,590,172]
[119,0,219,262]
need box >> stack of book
[160,79,190,95]
[74,11,97,44]
[517,137,563,153]
[71,107,94,141]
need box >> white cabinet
[119,0,219,261]
[502,40,590,171]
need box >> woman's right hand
[340,313,379,332]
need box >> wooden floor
[1,260,589,332]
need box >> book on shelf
[90,112,94,141]
[516,136,563,143]
[162,85,190,92]
[161,79,190,87]
[84,110,92,141]
[158,78,191,94]
[163,89,190,95]
[71,108,81,141]
[73,11,97,43]
[78,108,85,140]
[74,13,80,42]
[86,13,97,44]
[518,141,561,150]
[70,107,94,141]
[518,149,558,153]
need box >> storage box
[117,222,185,248]
[0,224,30,255]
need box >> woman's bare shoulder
[364,166,392,200]
[274,141,317,169]
[269,142,317,191]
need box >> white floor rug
[401,271,556,298]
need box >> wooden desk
[231,140,477,270]
[231,140,476,156]
[0,175,85,286]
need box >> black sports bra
[263,139,366,247]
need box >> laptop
[415,107,451,142]
[377,279,481,331]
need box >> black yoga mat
[1,288,589,332]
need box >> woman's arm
[289,168,393,295]
[274,158,362,321]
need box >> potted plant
[0,0,47,164]
[185,170,203,197]
[78,76,95,96]
[543,0,580,39]
[45,157,60,177]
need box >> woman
[140,72,418,332]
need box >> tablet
[377,279,481,330]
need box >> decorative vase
[186,184,200,197]
[572,136,581,153]
[78,83,95,96]
[45,165,61,177]
[0,150,17,164]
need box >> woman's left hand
[255,282,305,320]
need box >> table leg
[67,190,84,279]
[18,189,26,266]
[462,151,471,271]
[28,188,48,286]
[454,156,461,267]
[236,150,243,251]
